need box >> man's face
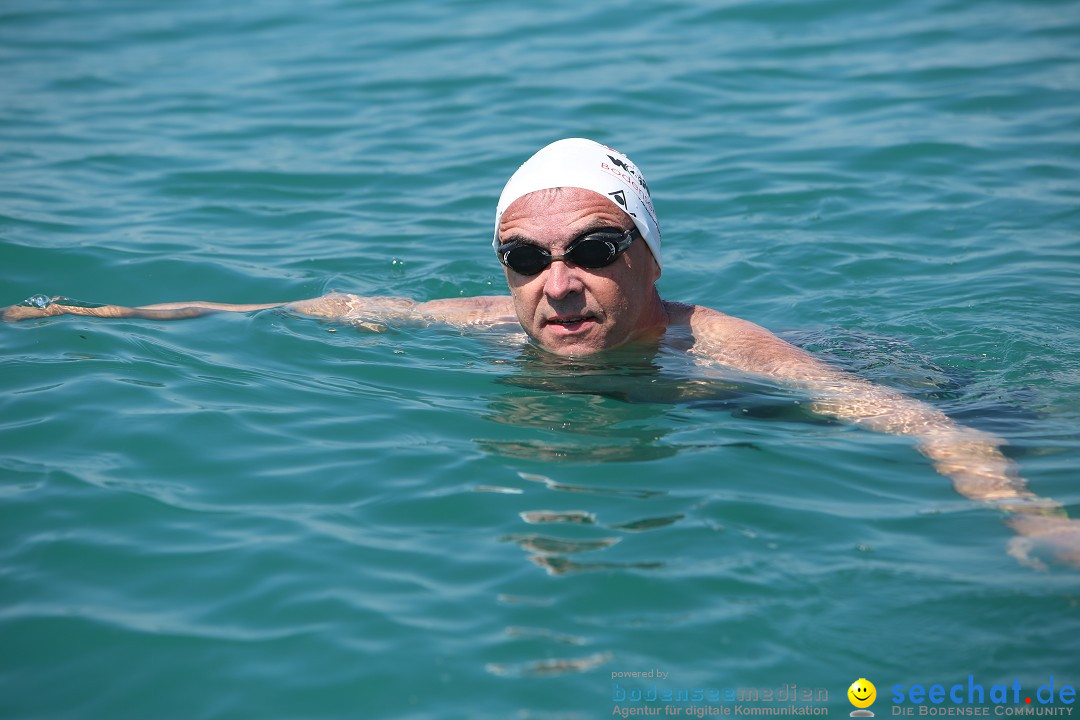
[497,187,663,356]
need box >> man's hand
[3,301,60,321]
[1006,513,1080,570]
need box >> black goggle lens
[502,245,552,276]
[498,228,638,276]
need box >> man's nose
[543,258,584,300]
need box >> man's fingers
[1006,536,1046,571]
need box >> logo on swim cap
[606,153,649,195]
[609,190,630,212]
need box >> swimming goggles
[496,226,640,276]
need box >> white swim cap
[494,138,661,269]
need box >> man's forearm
[816,384,1076,567]
[688,307,1077,566]
[1,292,411,323]
[2,296,291,321]
[808,383,1040,506]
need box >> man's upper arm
[287,292,517,327]
[415,296,518,327]
[682,303,948,425]
[286,293,377,319]
[685,302,972,436]
[683,304,829,379]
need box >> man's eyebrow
[498,222,624,246]
[498,232,536,245]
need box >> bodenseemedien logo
[849,678,877,717]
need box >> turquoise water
[2,0,1079,718]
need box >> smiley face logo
[848,678,876,709]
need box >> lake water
[1,0,1078,718]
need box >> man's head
[493,139,666,356]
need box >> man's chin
[531,324,664,358]
[534,324,614,356]
[530,328,594,356]
[540,341,601,357]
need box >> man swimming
[5,138,1077,567]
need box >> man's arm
[676,302,1079,569]
[3,292,518,328]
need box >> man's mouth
[544,314,596,334]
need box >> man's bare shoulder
[664,301,771,338]
[664,300,823,376]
